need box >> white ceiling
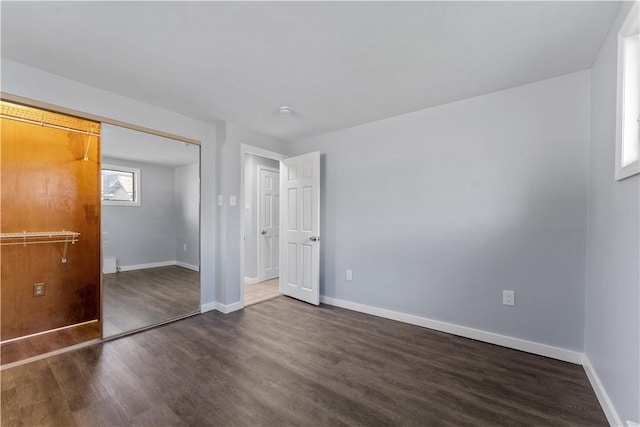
[1,1,622,141]
[102,124,199,168]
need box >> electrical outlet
[346,269,353,281]
[33,283,45,297]
[503,290,515,306]
[230,195,237,206]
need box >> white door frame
[239,144,287,308]
[257,165,280,282]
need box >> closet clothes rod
[0,231,80,263]
[0,231,81,239]
[0,114,100,137]
[0,239,79,246]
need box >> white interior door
[280,151,320,305]
[259,166,279,281]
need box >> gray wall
[244,153,280,280]
[175,162,200,268]
[585,2,640,424]
[288,71,590,351]
[216,122,288,305]
[102,157,177,268]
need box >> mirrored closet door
[101,124,200,338]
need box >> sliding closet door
[0,101,102,341]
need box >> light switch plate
[230,195,237,206]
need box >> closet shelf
[0,230,80,245]
[0,231,80,263]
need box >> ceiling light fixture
[279,106,292,115]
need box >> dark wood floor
[0,321,101,367]
[1,297,606,426]
[103,266,200,338]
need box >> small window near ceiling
[102,164,141,206]
[615,2,640,181]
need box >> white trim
[244,276,260,285]
[615,2,640,181]
[583,355,624,427]
[110,260,199,272]
[176,261,200,272]
[240,144,288,163]
[118,260,176,272]
[320,296,583,364]
[200,302,217,313]
[628,421,640,427]
[215,301,243,314]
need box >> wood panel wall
[1,103,101,341]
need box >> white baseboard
[244,276,260,285]
[176,261,200,272]
[215,301,243,314]
[116,260,200,272]
[583,355,624,427]
[320,296,583,364]
[118,260,176,272]
[202,301,243,314]
[200,302,217,313]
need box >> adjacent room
[243,152,282,306]
[0,1,638,426]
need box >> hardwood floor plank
[1,297,607,426]
[129,403,185,427]
[245,278,280,306]
[0,388,22,427]
[0,321,101,366]
[72,397,129,427]
[103,266,199,338]
[19,395,78,427]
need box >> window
[615,2,640,180]
[102,164,140,206]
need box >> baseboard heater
[103,258,117,274]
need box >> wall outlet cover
[503,290,515,306]
[33,283,45,297]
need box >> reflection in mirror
[101,124,200,338]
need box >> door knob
[309,236,320,242]
[261,230,267,235]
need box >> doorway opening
[240,146,322,308]
[241,146,287,307]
